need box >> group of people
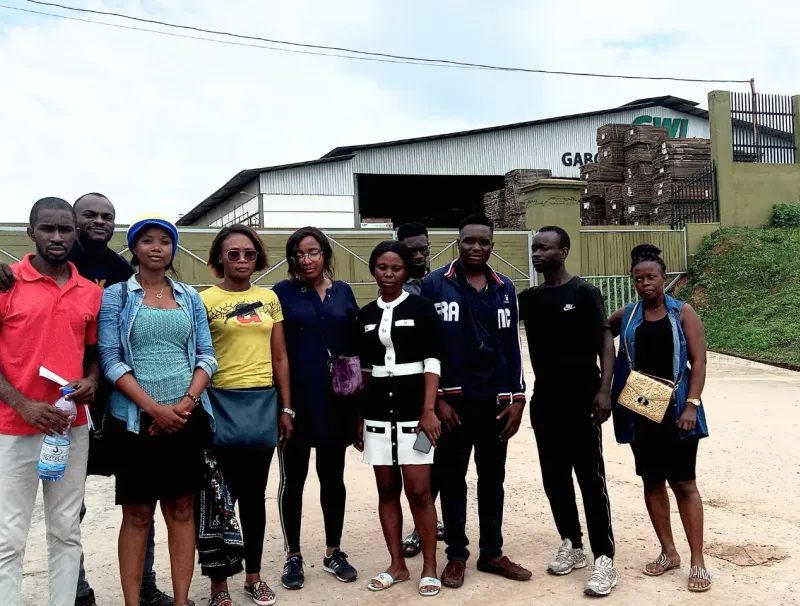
[0,194,712,606]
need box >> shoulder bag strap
[623,300,639,372]
[303,285,333,361]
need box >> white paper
[39,366,68,387]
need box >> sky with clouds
[1,0,798,223]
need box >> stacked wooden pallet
[483,189,506,228]
[621,125,670,224]
[580,163,624,182]
[596,124,629,145]
[503,169,551,228]
[651,138,711,208]
[598,142,625,166]
[579,196,606,226]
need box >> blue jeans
[76,502,157,598]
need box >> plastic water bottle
[37,387,78,482]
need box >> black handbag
[207,386,279,449]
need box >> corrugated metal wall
[259,158,354,195]
[350,108,708,177]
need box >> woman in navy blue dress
[272,227,360,590]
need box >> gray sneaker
[547,539,587,575]
[584,555,618,597]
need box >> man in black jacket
[518,226,618,598]
[0,193,172,606]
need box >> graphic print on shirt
[434,301,460,322]
[497,308,511,328]
[207,299,281,325]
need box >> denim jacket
[611,295,709,444]
[99,275,218,434]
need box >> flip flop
[403,531,422,558]
[419,577,442,597]
[688,565,712,592]
[367,572,408,592]
[643,553,681,577]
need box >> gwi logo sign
[561,115,691,167]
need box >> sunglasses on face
[294,249,323,261]
[225,249,259,262]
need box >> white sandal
[419,577,442,597]
[367,572,408,592]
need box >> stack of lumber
[483,189,506,228]
[580,163,624,182]
[596,124,629,146]
[580,196,606,226]
[651,138,711,207]
[624,144,652,166]
[598,142,625,166]
[625,202,651,225]
[624,125,669,147]
[503,169,551,228]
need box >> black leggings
[278,432,347,554]
[212,446,275,580]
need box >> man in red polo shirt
[0,197,102,606]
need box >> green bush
[683,227,800,365]
[772,204,800,228]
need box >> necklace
[151,286,165,300]
[647,303,665,313]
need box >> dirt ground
[21,350,799,606]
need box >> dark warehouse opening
[356,174,506,228]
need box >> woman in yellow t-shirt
[200,225,292,606]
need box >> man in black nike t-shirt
[517,226,618,598]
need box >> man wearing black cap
[0,193,172,606]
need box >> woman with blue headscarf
[99,216,217,606]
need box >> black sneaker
[282,555,305,590]
[140,584,174,606]
[323,549,358,583]
[75,589,97,606]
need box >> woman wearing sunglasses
[200,225,292,606]
[272,227,360,591]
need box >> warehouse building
[177,95,711,229]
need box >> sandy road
[21,350,799,605]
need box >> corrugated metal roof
[183,95,724,225]
[177,155,354,226]
[322,96,707,157]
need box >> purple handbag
[329,354,363,396]
[304,285,363,397]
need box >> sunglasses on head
[225,249,259,262]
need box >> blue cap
[61,387,75,395]
[127,216,179,262]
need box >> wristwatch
[686,398,701,407]
[281,407,295,419]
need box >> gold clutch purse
[619,302,675,424]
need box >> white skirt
[362,419,435,466]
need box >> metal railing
[670,165,719,229]
[731,92,796,164]
[585,273,683,316]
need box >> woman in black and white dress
[356,241,443,597]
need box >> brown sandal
[643,553,681,577]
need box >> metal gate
[580,227,688,315]
[0,226,533,306]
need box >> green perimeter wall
[709,90,800,228]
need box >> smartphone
[413,430,433,454]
